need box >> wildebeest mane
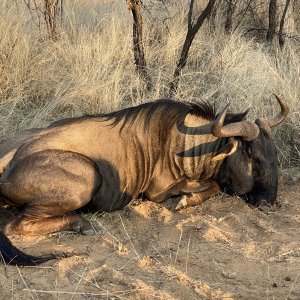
[103,99,216,132]
[49,99,246,137]
[48,99,216,134]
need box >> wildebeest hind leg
[1,150,101,236]
[3,212,94,236]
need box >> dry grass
[0,0,299,167]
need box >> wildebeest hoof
[81,228,95,236]
[258,200,277,214]
[175,195,187,211]
[72,220,95,236]
[259,199,272,207]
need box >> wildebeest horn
[212,103,260,141]
[267,94,289,128]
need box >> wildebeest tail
[0,231,65,266]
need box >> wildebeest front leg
[1,150,101,236]
[175,180,220,210]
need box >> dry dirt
[0,181,299,300]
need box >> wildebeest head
[212,95,289,205]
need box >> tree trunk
[266,0,277,43]
[126,0,151,89]
[169,0,216,96]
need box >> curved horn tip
[268,94,289,128]
[273,93,290,114]
[219,102,230,117]
[216,102,230,121]
[211,102,230,137]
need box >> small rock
[285,275,291,281]
[272,282,278,288]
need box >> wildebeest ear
[224,109,250,125]
[212,140,238,161]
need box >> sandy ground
[0,180,299,300]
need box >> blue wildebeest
[0,95,288,265]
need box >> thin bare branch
[169,0,216,96]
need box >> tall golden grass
[0,0,299,166]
